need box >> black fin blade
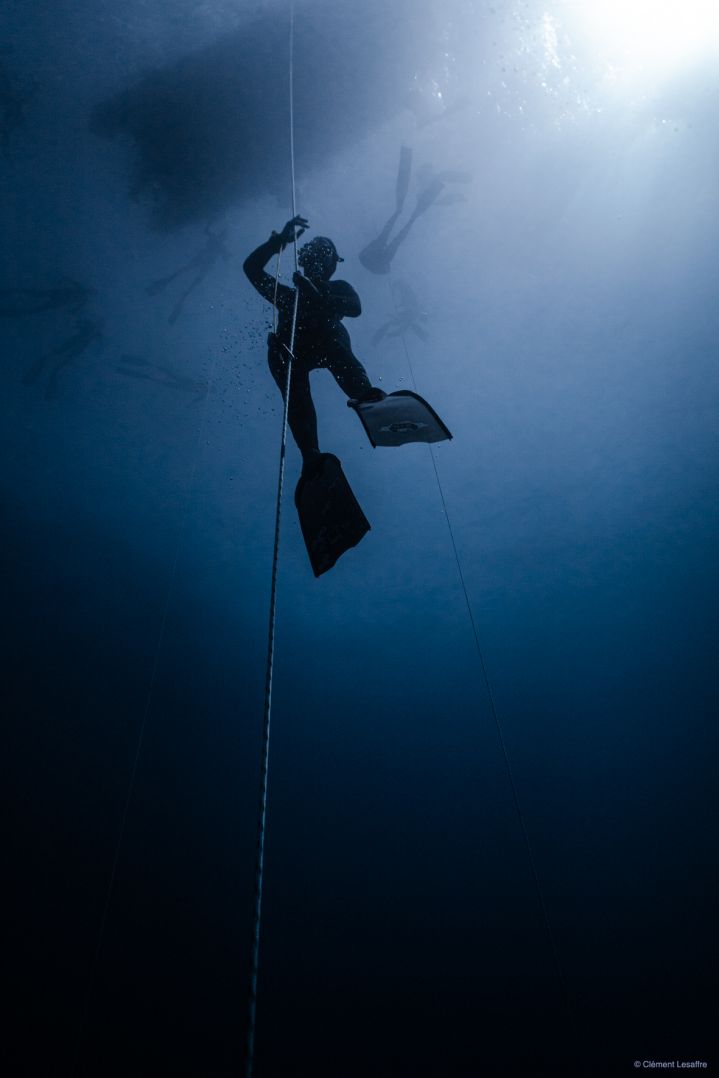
[294,454,370,577]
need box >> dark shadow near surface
[90,0,434,230]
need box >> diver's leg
[268,341,320,461]
[382,211,422,263]
[381,176,447,267]
[376,204,429,267]
[358,209,403,274]
[409,176,446,221]
[327,347,373,400]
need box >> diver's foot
[301,449,325,481]
[355,386,387,404]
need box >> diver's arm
[322,281,361,318]
[242,217,308,306]
[242,233,286,304]
[293,274,361,319]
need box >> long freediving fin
[409,177,446,222]
[348,390,452,448]
[294,454,370,577]
[358,236,392,275]
[395,145,413,213]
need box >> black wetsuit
[243,232,371,459]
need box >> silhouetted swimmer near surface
[360,149,472,275]
[243,215,384,477]
[0,278,94,317]
[148,223,230,324]
[23,317,104,400]
[359,145,446,275]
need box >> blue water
[2,2,717,1075]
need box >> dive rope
[244,3,300,1075]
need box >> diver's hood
[300,236,344,267]
[313,236,344,262]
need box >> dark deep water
[2,2,718,1075]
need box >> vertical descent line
[244,3,300,1076]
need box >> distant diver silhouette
[23,316,104,399]
[372,279,429,346]
[244,215,384,475]
[0,278,93,317]
[147,223,230,324]
[359,146,445,275]
[116,354,208,402]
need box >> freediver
[23,316,104,400]
[147,223,230,324]
[0,278,94,317]
[359,145,446,275]
[243,216,384,475]
[371,280,429,346]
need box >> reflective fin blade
[348,390,452,448]
[294,454,370,577]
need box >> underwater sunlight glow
[560,0,719,80]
